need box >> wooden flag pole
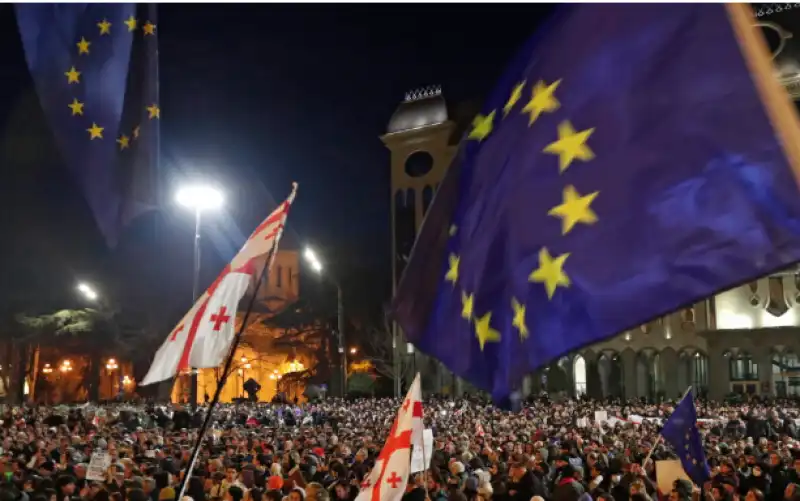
[176,246,277,501]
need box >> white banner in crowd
[410,428,434,473]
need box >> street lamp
[303,246,346,397]
[176,183,224,407]
[106,358,119,398]
[350,347,357,355]
[76,283,98,301]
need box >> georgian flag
[186,265,253,368]
[140,298,205,385]
[141,184,297,386]
[355,374,422,501]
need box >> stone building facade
[382,87,800,401]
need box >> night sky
[0,4,555,321]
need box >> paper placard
[594,411,608,423]
[655,459,691,493]
[86,451,111,481]
[410,429,434,473]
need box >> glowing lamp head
[176,185,224,212]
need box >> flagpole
[176,246,277,501]
[641,386,693,469]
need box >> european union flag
[661,390,710,486]
[392,4,800,403]
[16,3,160,246]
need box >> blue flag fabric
[661,390,710,486]
[391,4,800,403]
[16,3,160,246]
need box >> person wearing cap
[550,464,584,501]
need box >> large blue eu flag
[661,390,710,486]
[391,4,800,403]
[16,3,160,246]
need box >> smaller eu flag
[15,3,160,246]
[661,389,710,486]
[392,4,800,403]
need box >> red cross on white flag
[354,373,422,501]
[141,184,297,386]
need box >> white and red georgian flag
[141,183,297,386]
[355,374,423,501]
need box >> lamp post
[105,358,118,399]
[176,183,224,407]
[303,247,346,397]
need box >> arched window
[729,352,758,381]
[573,356,587,396]
[276,265,283,287]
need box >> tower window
[404,151,434,178]
[276,265,282,287]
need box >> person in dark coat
[508,457,547,501]
[551,465,585,501]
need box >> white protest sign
[594,411,608,423]
[86,451,111,481]
[410,429,434,473]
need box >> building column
[707,347,728,400]
[531,370,543,394]
[660,349,680,399]
[755,347,773,397]
[454,375,464,396]
[621,350,637,400]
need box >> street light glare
[304,247,323,273]
[77,283,98,301]
[176,184,224,211]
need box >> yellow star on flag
[76,37,91,55]
[461,291,474,321]
[543,120,595,172]
[468,111,495,141]
[67,98,84,116]
[529,247,570,299]
[65,66,81,84]
[143,21,156,36]
[445,253,459,285]
[474,312,501,351]
[511,298,529,340]
[124,15,137,32]
[548,185,599,235]
[521,79,561,125]
[146,103,160,119]
[461,292,475,320]
[503,81,526,117]
[117,135,130,150]
[97,19,112,35]
[87,123,104,140]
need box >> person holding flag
[355,374,423,501]
[658,388,711,488]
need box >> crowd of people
[0,394,799,501]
